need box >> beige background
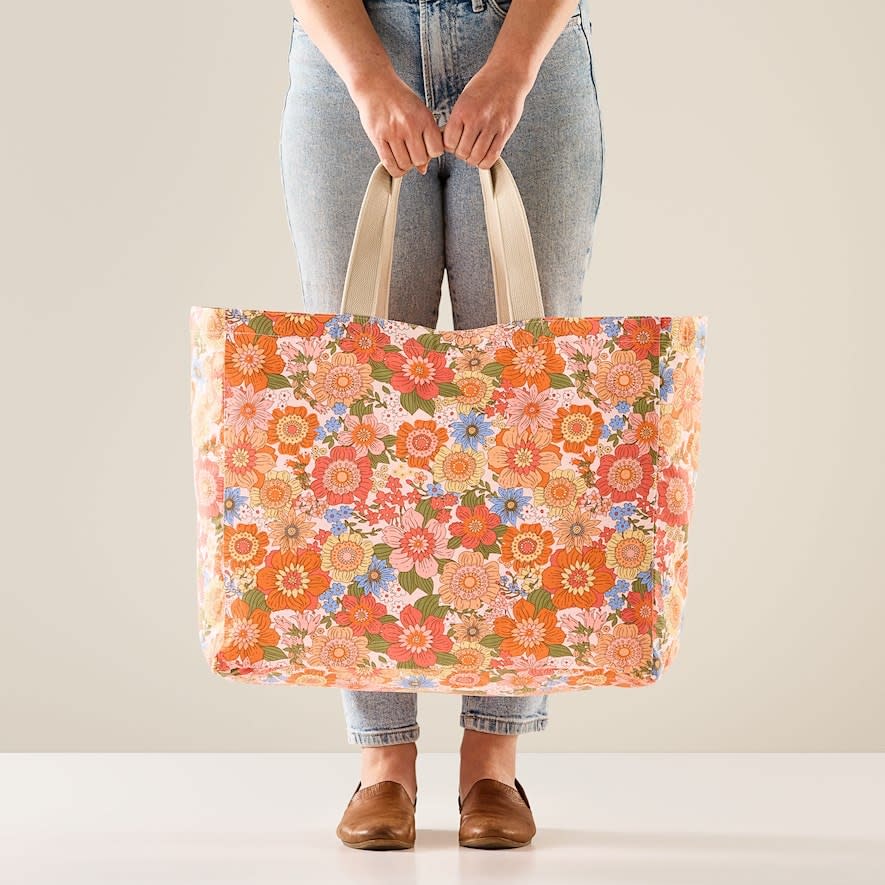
[1,0,882,752]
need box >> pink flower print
[225,383,275,435]
[505,384,558,434]
[338,413,389,458]
[382,509,447,579]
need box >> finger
[476,130,508,169]
[453,124,479,162]
[379,140,409,178]
[467,127,497,167]
[423,121,446,159]
[387,138,413,176]
[442,116,464,154]
[405,130,430,173]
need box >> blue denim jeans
[279,0,604,745]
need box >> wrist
[346,63,400,102]
[482,54,537,95]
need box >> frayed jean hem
[346,725,420,747]
[460,714,549,736]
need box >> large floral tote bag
[190,157,708,695]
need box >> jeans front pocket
[486,0,583,29]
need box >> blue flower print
[450,411,494,451]
[223,488,248,525]
[489,488,531,526]
[355,557,396,596]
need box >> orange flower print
[487,427,560,488]
[533,468,587,516]
[594,349,654,406]
[272,312,326,338]
[658,464,693,526]
[605,528,654,580]
[620,409,658,453]
[451,612,496,644]
[224,522,269,571]
[620,589,655,634]
[664,586,685,634]
[431,445,485,492]
[671,316,699,354]
[552,405,603,453]
[396,420,447,469]
[449,505,501,549]
[338,413,389,458]
[493,598,566,659]
[501,523,554,572]
[310,445,372,505]
[439,551,500,609]
[226,324,285,391]
[542,547,615,609]
[268,406,319,454]
[266,507,315,553]
[566,668,616,687]
[311,352,372,406]
[495,329,565,390]
[453,348,493,373]
[334,593,388,636]
[671,355,704,431]
[594,623,652,673]
[596,443,654,503]
[385,338,454,399]
[449,644,493,673]
[548,316,599,337]
[307,625,370,670]
[249,469,302,517]
[443,665,492,691]
[220,598,280,664]
[222,427,276,489]
[320,531,373,583]
[339,321,391,363]
[256,549,329,612]
[617,317,660,360]
[553,508,601,551]
[380,604,453,666]
[449,371,493,414]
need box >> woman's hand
[442,61,532,169]
[350,71,446,178]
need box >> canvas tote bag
[190,157,707,695]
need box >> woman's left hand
[442,61,531,169]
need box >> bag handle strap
[339,157,545,324]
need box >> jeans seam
[348,724,419,736]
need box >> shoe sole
[459,835,533,849]
[339,836,414,850]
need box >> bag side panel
[654,315,708,677]
[189,307,228,671]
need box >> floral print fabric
[190,308,707,695]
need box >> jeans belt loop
[472,0,484,12]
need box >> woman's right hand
[350,72,445,178]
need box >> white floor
[1,753,882,884]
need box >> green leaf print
[248,314,275,336]
[265,373,291,389]
[243,588,269,612]
[262,646,287,661]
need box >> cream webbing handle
[339,157,544,323]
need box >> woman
[280,0,603,849]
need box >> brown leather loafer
[458,777,537,848]
[336,780,417,850]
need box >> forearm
[289,0,398,97]
[484,0,581,90]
